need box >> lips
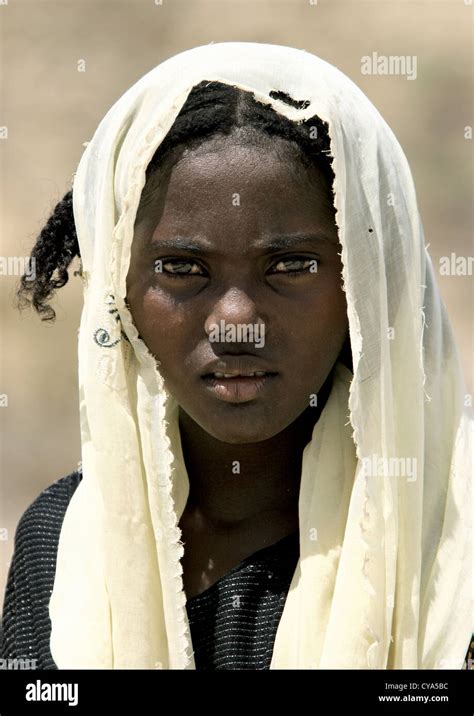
[201,373,277,403]
[199,357,279,402]
[200,358,278,379]
[212,370,271,378]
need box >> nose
[204,287,265,350]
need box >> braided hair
[16,80,335,322]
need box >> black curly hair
[15,80,336,322]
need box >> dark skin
[126,133,349,598]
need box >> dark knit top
[0,469,299,670]
[185,528,299,669]
[1,469,472,670]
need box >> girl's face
[126,135,348,443]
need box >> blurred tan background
[1,0,472,605]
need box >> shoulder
[1,467,83,666]
[13,467,83,551]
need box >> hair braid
[16,190,81,322]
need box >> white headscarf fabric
[48,42,473,669]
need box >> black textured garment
[0,470,82,670]
[0,468,299,670]
[1,469,472,670]
[185,529,299,670]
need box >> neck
[178,370,334,529]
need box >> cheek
[131,291,198,368]
[293,274,347,336]
[288,284,348,373]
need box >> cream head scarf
[48,42,473,669]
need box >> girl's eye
[155,256,319,279]
[269,256,318,276]
[158,259,206,277]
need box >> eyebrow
[145,233,337,255]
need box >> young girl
[1,42,472,670]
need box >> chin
[196,416,282,444]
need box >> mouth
[201,371,278,403]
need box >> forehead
[167,134,322,187]
[147,139,334,225]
